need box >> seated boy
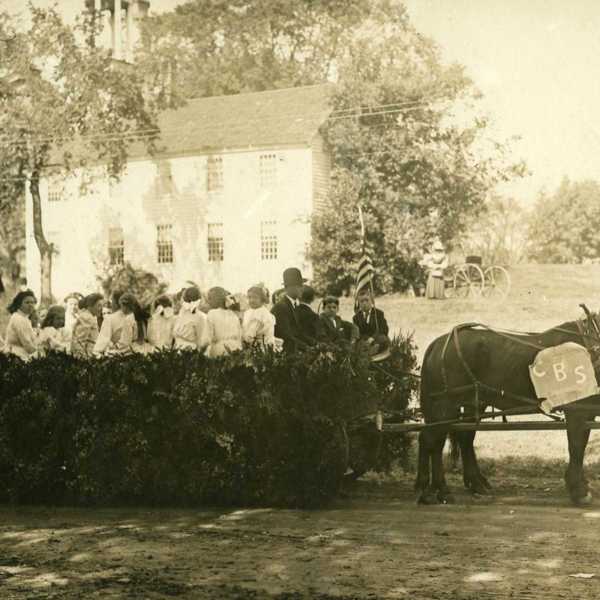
[319,296,359,344]
[353,291,390,353]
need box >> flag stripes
[355,251,375,297]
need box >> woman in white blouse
[173,286,207,350]
[93,291,137,355]
[38,305,70,354]
[71,293,104,358]
[4,290,39,361]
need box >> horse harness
[436,310,600,417]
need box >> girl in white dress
[147,295,175,350]
[173,286,207,351]
[94,291,137,355]
[63,293,82,343]
[4,290,38,361]
[72,293,104,358]
[205,287,242,358]
[38,305,70,354]
[242,285,275,347]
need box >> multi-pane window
[261,220,278,261]
[156,224,174,264]
[207,222,224,262]
[108,226,125,266]
[207,156,223,192]
[259,154,277,188]
[48,181,62,202]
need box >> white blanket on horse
[529,342,600,412]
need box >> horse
[415,317,600,506]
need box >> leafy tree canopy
[137,0,374,101]
[459,194,530,267]
[528,178,600,264]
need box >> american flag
[355,250,375,297]
[355,204,374,297]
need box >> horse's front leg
[565,411,593,506]
[415,431,431,499]
[456,430,492,494]
[431,428,453,503]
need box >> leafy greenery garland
[0,335,417,508]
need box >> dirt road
[2,474,600,599]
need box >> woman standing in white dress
[173,286,207,351]
[205,287,242,358]
[4,290,39,361]
[242,285,275,347]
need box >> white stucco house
[25,83,333,300]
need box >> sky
[3,0,599,204]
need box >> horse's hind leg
[565,412,593,506]
[456,430,492,494]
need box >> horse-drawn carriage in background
[445,255,511,299]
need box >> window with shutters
[108,226,125,266]
[156,224,174,264]
[259,154,277,188]
[260,220,278,261]
[207,156,223,192]
[207,222,224,262]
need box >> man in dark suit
[296,285,321,344]
[353,290,389,341]
[271,267,307,352]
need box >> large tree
[311,8,525,293]
[0,5,165,303]
[528,178,600,264]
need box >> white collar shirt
[285,295,298,308]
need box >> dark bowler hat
[282,267,306,287]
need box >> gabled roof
[130,83,334,159]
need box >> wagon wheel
[483,266,511,299]
[443,272,456,299]
[453,264,485,298]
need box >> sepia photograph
[1,1,599,598]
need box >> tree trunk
[29,171,53,304]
